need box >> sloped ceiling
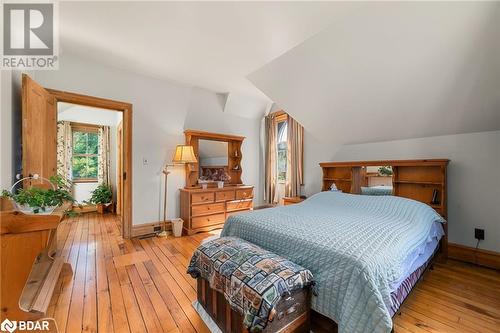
[58,1,351,118]
[249,2,500,144]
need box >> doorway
[21,75,133,238]
[56,102,123,222]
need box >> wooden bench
[0,201,72,321]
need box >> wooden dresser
[180,185,254,235]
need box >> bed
[221,191,446,333]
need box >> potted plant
[86,184,113,214]
[1,175,75,215]
[378,166,393,176]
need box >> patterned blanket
[221,191,446,333]
[187,237,314,331]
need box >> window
[72,129,99,181]
[277,119,287,183]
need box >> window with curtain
[72,129,99,181]
[264,111,304,204]
[277,119,288,183]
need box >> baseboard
[131,220,172,238]
[448,243,500,270]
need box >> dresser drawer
[191,192,214,204]
[191,213,225,229]
[226,199,253,212]
[215,190,235,202]
[235,188,253,200]
[191,202,225,217]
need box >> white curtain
[98,126,111,185]
[264,113,278,204]
[57,121,72,181]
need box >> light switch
[143,158,148,165]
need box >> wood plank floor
[49,213,500,333]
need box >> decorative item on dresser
[180,185,254,235]
[320,159,449,257]
[283,196,306,205]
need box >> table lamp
[158,145,197,237]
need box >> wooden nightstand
[283,196,306,205]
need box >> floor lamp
[158,144,197,237]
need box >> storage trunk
[197,278,310,333]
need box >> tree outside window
[72,130,99,180]
[277,120,287,183]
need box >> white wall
[15,52,264,225]
[333,131,500,252]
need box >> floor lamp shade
[172,145,197,164]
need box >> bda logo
[0,319,17,333]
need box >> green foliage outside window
[72,131,99,179]
[277,121,287,183]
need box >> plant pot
[96,204,105,214]
[217,181,224,188]
[13,202,57,215]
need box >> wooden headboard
[319,159,449,256]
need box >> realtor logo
[0,319,17,333]
[1,1,59,69]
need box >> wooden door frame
[47,89,133,239]
[116,121,123,218]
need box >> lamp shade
[172,145,197,164]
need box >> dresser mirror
[198,140,229,181]
[184,130,245,188]
[360,166,394,196]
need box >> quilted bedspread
[221,191,445,333]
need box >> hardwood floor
[48,213,500,333]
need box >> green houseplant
[1,175,75,215]
[86,184,113,214]
[378,166,393,176]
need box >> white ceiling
[59,2,500,143]
[58,102,122,127]
[59,1,350,116]
[249,2,500,144]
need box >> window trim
[71,123,100,182]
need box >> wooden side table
[283,196,306,205]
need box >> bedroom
[0,2,499,333]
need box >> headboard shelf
[320,159,450,257]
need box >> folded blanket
[187,237,314,331]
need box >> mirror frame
[184,129,245,188]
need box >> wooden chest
[197,279,310,333]
[180,186,254,235]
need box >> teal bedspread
[221,191,445,333]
